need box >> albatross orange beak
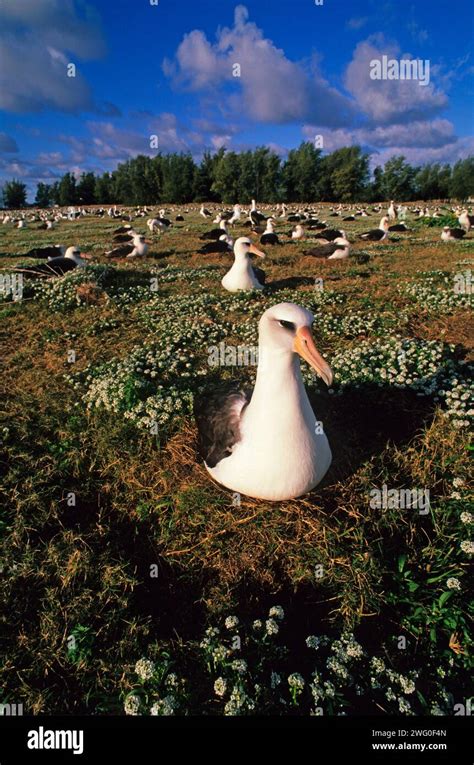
[293,326,333,386]
[249,243,266,258]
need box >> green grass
[0,204,472,715]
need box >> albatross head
[65,246,91,264]
[258,303,333,386]
[234,236,265,260]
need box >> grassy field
[0,205,472,716]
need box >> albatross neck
[251,347,307,406]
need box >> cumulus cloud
[302,121,472,168]
[345,36,448,124]
[163,4,354,127]
[370,135,474,168]
[302,119,457,152]
[0,0,117,114]
[54,113,219,167]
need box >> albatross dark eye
[278,319,295,331]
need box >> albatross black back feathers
[194,383,251,468]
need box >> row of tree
[2,144,474,209]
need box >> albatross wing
[194,384,252,469]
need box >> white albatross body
[327,235,351,259]
[202,304,332,500]
[221,237,265,292]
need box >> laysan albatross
[14,247,91,277]
[221,237,266,292]
[194,303,333,500]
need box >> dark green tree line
[13,146,474,209]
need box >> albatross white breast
[194,303,333,501]
[221,237,265,292]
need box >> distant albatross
[221,237,266,292]
[303,235,350,260]
[359,217,389,241]
[441,226,466,241]
[14,246,91,277]
[21,245,66,259]
[105,234,148,258]
[194,302,333,500]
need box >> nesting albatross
[194,303,333,500]
[221,237,266,292]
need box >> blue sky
[1,0,473,199]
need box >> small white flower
[288,673,305,690]
[134,657,155,681]
[398,697,412,714]
[460,512,472,524]
[124,694,141,716]
[225,615,239,630]
[165,673,179,689]
[345,640,363,659]
[460,540,474,554]
[269,605,285,620]
[323,680,335,698]
[447,577,461,590]
[399,676,416,694]
[265,618,279,636]
[212,644,229,663]
[214,677,227,697]
[306,635,320,650]
[370,657,385,674]
[231,659,247,675]
[150,695,176,716]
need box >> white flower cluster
[150,695,177,716]
[231,659,247,675]
[134,657,155,681]
[214,677,227,697]
[31,265,112,311]
[322,337,472,429]
[123,693,141,716]
[268,605,285,620]
[67,316,228,428]
[288,673,305,690]
[446,577,461,590]
[224,685,255,716]
[370,657,386,674]
[326,656,349,679]
[402,272,472,314]
[265,618,279,636]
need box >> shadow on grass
[308,383,436,486]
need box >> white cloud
[163,4,354,127]
[345,36,447,124]
[302,119,457,151]
[0,0,112,114]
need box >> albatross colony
[3,196,471,501]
